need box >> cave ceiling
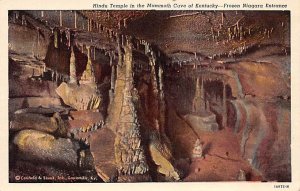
[81,10,290,60]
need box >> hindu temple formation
[8,10,290,182]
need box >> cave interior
[8,10,291,182]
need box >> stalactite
[228,27,232,40]
[15,11,19,20]
[51,70,54,81]
[221,12,224,25]
[118,20,122,29]
[124,18,128,28]
[54,30,58,48]
[37,28,40,46]
[93,47,96,60]
[110,63,116,105]
[59,11,62,27]
[41,11,44,18]
[239,26,243,40]
[55,70,58,83]
[65,29,71,48]
[21,15,26,25]
[60,30,63,43]
[74,11,77,28]
[121,35,125,47]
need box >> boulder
[14,107,70,115]
[9,97,62,114]
[10,112,68,136]
[183,113,219,132]
[56,82,101,111]
[13,130,80,168]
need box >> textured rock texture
[183,114,219,132]
[10,112,68,136]
[56,82,101,110]
[90,128,118,182]
[229,99,290,181]
[13,130,80,168]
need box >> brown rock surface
[9,97,62,114]
[10,112,67,136]
[149,136,180,180]
[90,128,118,182]
[13,130,80,168]
[56,82,101,110]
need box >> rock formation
[192,139,204,159]
[114,43,150,181]
[56,82,101,111]
[8,10,291,182]
[13,130,80,168]
[10,112,68,136]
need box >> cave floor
[182,128,263,181]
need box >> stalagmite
[115,42,149,178]
[69,46,77,84]
[80,46,96,88]
[192,77,205,113]
[192,139,203,159]
[237,169,246,181]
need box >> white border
[0,0,299,190]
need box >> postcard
[0,0,299,190]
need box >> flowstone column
[114,42,149,180]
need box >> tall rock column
[69,46,77,84]
[114,42,150,181]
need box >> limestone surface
[56,82,101,110]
